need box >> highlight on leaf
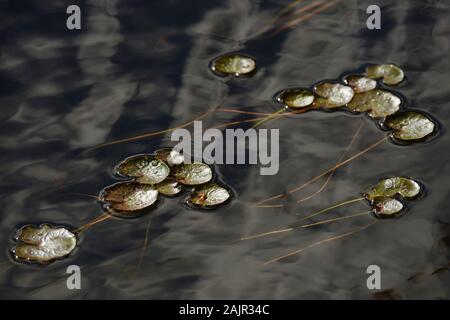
[115,155,170,185]
[363,177,422,201]
[275,88,315,109]
[186,182,231,209]
[313,82,354,109]
[371,196,405,218]
[347,90,401,119]
[366,64,405,86]
[210,53,256,77]
[171,163,213,186]
[101,181,159,213]
[156,177,183,196]
[12,224,77,264]
[344,74,377,93]
[384,111,436,143]
[153,148,184,166]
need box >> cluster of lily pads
[364,176,423,218]
[276,64,437,144]
[210,54,437,145]
[11,148,232,264]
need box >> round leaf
[153,148,184,166]
[384,111,435,142]
[276,89,315,109]
[187,183,231,208]
[102,182,158,212]
[313,83,354,108]
[156,177,182,196]
[171,163,213,185]
[364,177,421,201]
[347,90,401,119]
[344,75,377,93]
[12,224,77,263]
[116,155,170,185]
[211,53,256,77]
[366,64,404,85]
[372,197,404,218]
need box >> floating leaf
[372,197,404,218]
[313,83,354,108]
[12,224,77,263]
[211,53,256,77]
[171,163,213,185]
[156,177,182,196]
[153,148,184,166]
[384,111,435,142]
[276,89,315,109]
[347,90,401,119]
[187,183,231,208]
[116,155,170,185]
[102,182,158,212]
[344,75,377,93]
[366,64,404,85]
[364,177,421,201]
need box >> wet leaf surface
[171,163,213,185]
[116,155,170,184]
[313,82,354,108]
[344,74,377,93]
[12,224,77,263]
[364,177,422,201]
[153,148,184,166]
[211,53,256,77]
[366,64,404,85]
[187,183,231,208]
[102,182,158,212]
[372,196,404,218]
[156,177,183,196]
[385,111,436,142]
[276,89,315,108]
[347,90,401,118]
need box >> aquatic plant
[11,148,232,264]
[210,53,256,77]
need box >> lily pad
[364,177,421,201]
[347,90,401,119]
[153,148,184,166]
[344,75,377,93]
[156,177,182,196]
[171,163,213,185]
[276,89,315,109]
[366,64,404,85]
[187,183,231,208]
[372,197,404,218]
[313,83,354,108]
[102,182,158,212]
[384,111,435,142]
[12,224,77,263]
[211,53,256,77]
[116,155,170,185]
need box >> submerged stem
[261,220,377,266]
[73,213,112,234]
[298,197,366,221]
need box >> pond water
[0,0,449,299]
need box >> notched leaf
[115,155,170,185]
[171,163,213,185]
[384,111,436,142]
[12,224,77,263]
[347,90,401,119]
[371,197,405,218]
[211,53,256,77]
[364,177,422,201]
[366,64,404,85]
[313,82,354,108]
[186,183,231,208]
[153,148,184,166]
[344,74,377,93]
[156,177,183,196]
[101,182,159,212]
[275,89,315,109]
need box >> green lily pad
[211,53,256,77]
[156,177,182,196]
[102,182,159,212]
[364,177,421,201]
[187,183,231,208]
[12,224,77,263]
[347,90,401,119]
[372,197,404,218]
[344,75,377,93]
[366,64,404,85]
[384,111,436,142]
[153,148,184,166]
[313,83,354,108]
[116,155,170,185]
[171,163,213,185]
[276,89,315,109]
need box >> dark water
[0,0,449,299]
